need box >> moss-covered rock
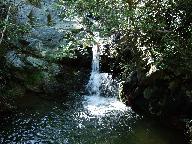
[24,71,44,93]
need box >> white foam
[83,95,129,116]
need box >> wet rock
[121,69,192,118]
[29,27,64,47]
[54,20,83,31]
[100,55,111,73]
[26,56,47,68]
[30,7,48,25]
[6,51,25,68]
[23,37,45,54]
[59,46,92,69]
[16,3,34,24]
[6,51,47,69]
[119,71,142,106]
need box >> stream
[0,40,187,144]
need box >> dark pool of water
[0,93,187,144]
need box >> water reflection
[0,93,186,144]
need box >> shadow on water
[0,92,187,144]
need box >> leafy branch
[0,5,11,45]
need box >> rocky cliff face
[5,0,83,69]
[1,0,90,108]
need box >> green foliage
[1,0,192,80]
[25,71,44,86]
[0,3,30,46]
[48,29,92,60]
[59,0,192,77]
[0,2,31,93]
[27,0,41,7]
[6,23,30,42]
[54,42,77,59]
[60,0,130,36]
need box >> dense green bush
[59,0,192,78]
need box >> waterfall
[86,34,118,97]
[86,44,101,96]
[84,33,128,116]
[92,44,100,72]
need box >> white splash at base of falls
[83,95,129,116]
[84,35,125,116]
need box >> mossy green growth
[143,87,153,100]
[21,71,45,93]
[0,45,6,57]
[24,71,44,86]
[7,83,26,97]
[27,0,41,7]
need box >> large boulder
[120,70,192,118]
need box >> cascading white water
[92,44,100,72]
[86,37,118,97]
[86,44,101,96]
[84,33,128,116]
